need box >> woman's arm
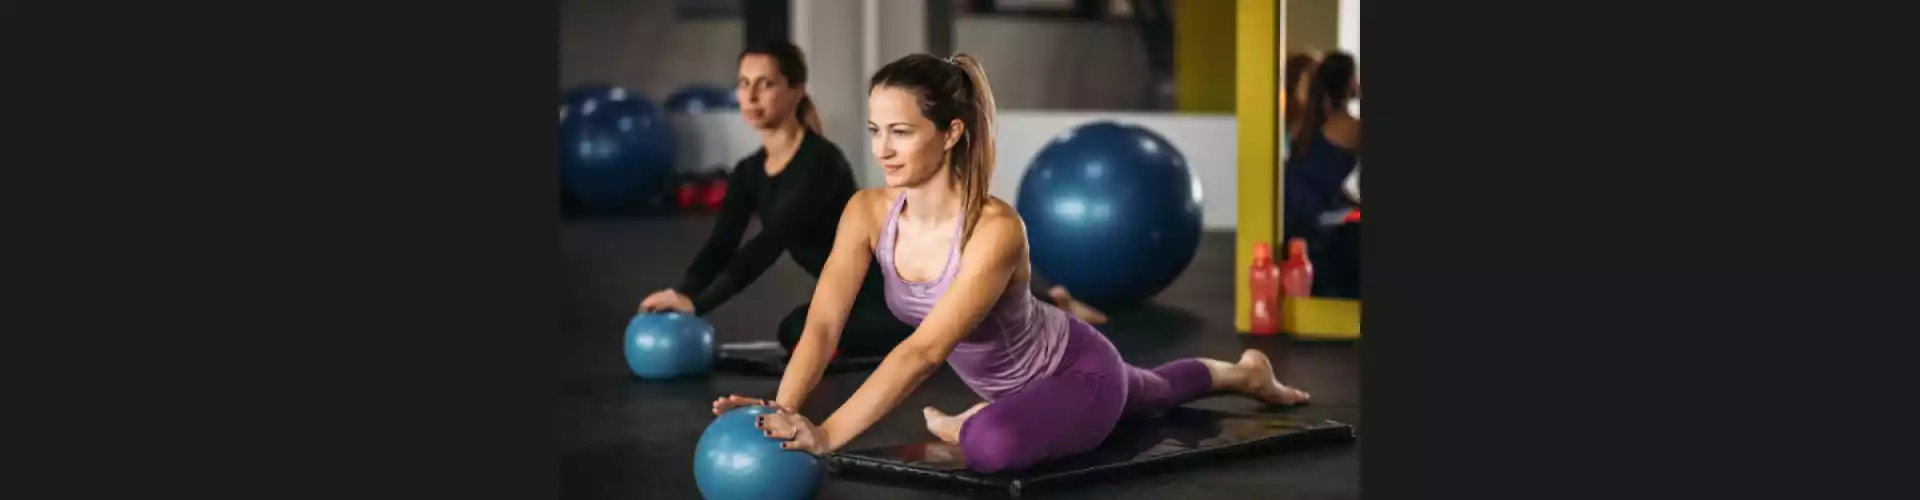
[674,163,759,303]
[683,161,855,314]
[772,190,881,411]
[811,214,1026,453]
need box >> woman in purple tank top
[712,53,1312,474]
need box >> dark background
[5,0,1919,499]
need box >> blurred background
[558,0,1359,231]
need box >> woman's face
[868,86,961,188]
[737,54,804,130]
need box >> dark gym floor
[560,214,1361,499]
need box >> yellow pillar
[1174,0,1236,113]
[1234,0,1279,332]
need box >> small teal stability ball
[622,312,715,379]
[694,405,824,500]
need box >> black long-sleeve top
[1284,126,1360,242]
[675,131,860,314]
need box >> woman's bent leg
[955,321,1128,473]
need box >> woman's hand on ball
[711,394,790,416]
[639,289,695,314]
[756,408,829,456]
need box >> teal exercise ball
[693,405,823,500]
[1015,121,1204,306]
[559,85,677,208]
[622,312,714,379]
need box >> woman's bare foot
[922,402,990,445]
[1049,286,1109,325]
[1232,350,1311,405]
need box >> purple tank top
[873,192,1071,401]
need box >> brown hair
[868,53,998,246]
[1296,50,1357,158]
[1283,52,1319,137]
[741,40,823,135]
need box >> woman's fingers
[756,414,782,437]
[710,395,767,414]
[780,432,813,450]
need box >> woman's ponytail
[796,94,823,135]
[948,54,997,248]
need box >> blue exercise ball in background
[622,312,715,379]
[665,84,739,114]
[1015,121,1204,306]
[694,405,823,500]
[559,85,677,208]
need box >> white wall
[794,0,876,186]
[1339,0,1361,117]
[855,0,932,191]
[1339,0,1360,64]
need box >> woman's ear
[944,119,966,152]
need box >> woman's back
[1285,122,1360,239]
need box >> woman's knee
[957,410,1040,474]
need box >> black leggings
[775,267,916,358]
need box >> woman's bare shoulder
[844,188,898,228]
[975,197,1029,243]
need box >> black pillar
[927,0,956,57]
[742,0,790,46]
[1129,0,1175,110]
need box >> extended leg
[1125,351,1311,418]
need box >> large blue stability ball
[1015,121,1204,306]
[559,85,677,207]
[622,312,715,379]
[665,84,739,114]
[694,405,823,500]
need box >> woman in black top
[1283,51,1361,298]
[636,41,913,356]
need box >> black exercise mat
[826,406,1356,497]
[713,341,886,376]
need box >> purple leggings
[956,320,1214,473]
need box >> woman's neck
[760,121,807,162]
[901,172,961,227]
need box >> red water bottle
[1281,238,1314,297]
[675,179,700,210]
[701,178,728,211]
[1249,242,1281,335]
